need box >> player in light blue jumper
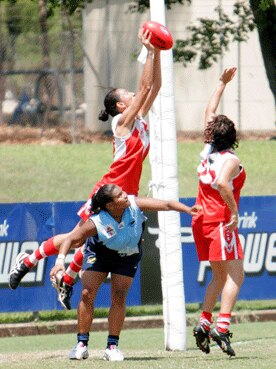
[50,184,201,361]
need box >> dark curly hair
[91,184,117,214]
[204,115,239,151]
[98,88,120,121]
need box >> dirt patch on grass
[0,123,113,144]
[0,123,275,144]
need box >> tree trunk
[250,0,276,105]
[38,0,51,70]
[38,0,53,127]
[0,13,6,123]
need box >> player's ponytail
[98,109,109,121]
[98,88,120,121]
[91,184,116,213]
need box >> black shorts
[82,242,142,278]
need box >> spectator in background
[192,67,246,357]
[50,184,202,361]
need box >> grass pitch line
[234,336,276,347]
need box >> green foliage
[173,2,255,69]
[5,0,22,36]
[47,0,93,16]
[128,0,191,13]
[2,0,40,35]
[1,300,276,324]
[0,0,92,17]
[0,305,163,324]
[43,0,274,16]
[259,0,274,11]
[1,0,81,36]
[0,0,83,74]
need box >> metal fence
[0,2,84,135]
[1,2,275,142]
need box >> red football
[142,21,173,50]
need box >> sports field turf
[0,322,275,369]
[1,140,275,202]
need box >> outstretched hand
[50,264,65,279]
[226,213,239,231]
[189,205,203,216]
[220,67,237,85]
[138,27,155,52]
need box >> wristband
[55,254,66,266]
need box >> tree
[37,0,53,126]
[0,10,6,124]
[172,0,276,105]
[249,0,276,104]
[0,0,274,114]
[47,0,275,104]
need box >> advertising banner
[0,196,275,312]
[141,196,276,304]
[0,202,141,312]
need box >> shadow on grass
[125,356,165,361]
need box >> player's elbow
[68,236,83,250]
[142,84,152,94]
[216,180,229,193]
[154,79,162,91]
[166,201,177,211]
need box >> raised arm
[117,29,156,131]
[50,220,97,278]
[135,197,202,216]
[204,67,237,127]
[139,48,161,117]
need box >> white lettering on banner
[198,232,276,282]
[265,233,276,272]
[148,226,195,249]
[197,261,211,282]
[242,233,267,273]
[0,242,20,284]
[148,227,160,248]
[238,212,258,229]
[0,241,45,285]
[180,227,195,243]
[0,219,9,237]
[147,224,275,283]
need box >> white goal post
[148,0,187,351]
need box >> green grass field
[1,139,276,368]
[1,140,275,203]
[0,323,276,369]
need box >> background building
[83,0,275,133]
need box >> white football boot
[68,342,89,360]
[103,345,124,361]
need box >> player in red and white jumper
[192,67,246,357]
[9,27,161,309]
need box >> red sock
[200,311,213,331]
[24,237,58,268]
[217,313,231,333]
[63,247,84,286]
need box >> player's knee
[212,272,227,287]
[81,288,94,304]
[235,268,244,287]
[112,288,128,306]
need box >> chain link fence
[1,2,275,143]
[0,2,85,140]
